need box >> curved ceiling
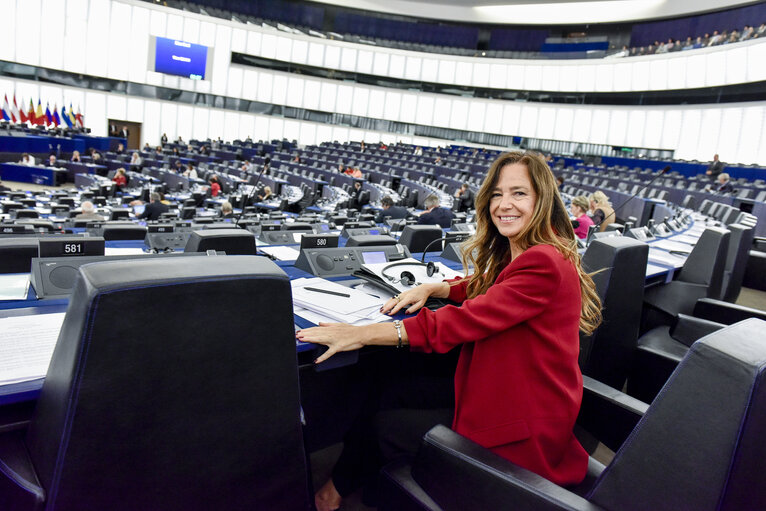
[311,0,758,25]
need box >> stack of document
[292,277,389,326]
[0,313,65,386]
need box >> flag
[61,105,73,128]
[0,103,8,122]
[2,95,13,123]
[18,97,27,123]
[53,105,61,127]
[45,103,53,126]
[35,99,44,126]
[75,105,84,128]
[67,103,76,126]
[11,94,21,123]
[27,99,36,124]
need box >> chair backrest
[677,226,729,299]
[399,225,443,253]
[184,228,257,255]
[0,238,39,274]
[588,319,766,511]
[101,224,148,241]
[580,237,649,389]
[25,256,310,510]
[720,223,754,303]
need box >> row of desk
[0,212,706,450]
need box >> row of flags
[0,94,84,128]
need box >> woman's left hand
[296,322,366,364]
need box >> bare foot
[315,478,342,511]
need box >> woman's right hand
[381,282,449,316]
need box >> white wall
[1,0,765,164]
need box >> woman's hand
[380,282,449,316]
[296,322,367,364]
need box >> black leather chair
[14,209,39,219]
[101,224,148,241]
[641,226,729,332]
[627,295,766,403]
[184,228,257,255]
[399,225,443,253]
[579,236,648,390]
[0,256,310,510]
[379,319,766,511]
[0,238,38,274]
[719,223,753,303]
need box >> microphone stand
[234,162,268,228]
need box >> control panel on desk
[294,244,410,278]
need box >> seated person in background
[240,160,253,173]
[417,194,454,228]
[19,153,35,166]
[172,147,180,157]
[183,163,198,179]
[75,201,105,221]
[142,142,151,151]
[70,150,81,162]
[257,185,273,202]
[588,191,615,232]
[208,176,221,197]
[220,201,235,219]
[130,151,143,168]
[454,183,475,212]
[569,195,594,239]
[138,192,169,221]
[116,143,125,154]
[112,168,127,189]
[710,172,735,194]
[199,145,210,156]
[90,148,103,163]
[173,160,184,173]
[46,154,58,167]
[348,181,364,209]
[299,151,602,511]
[350,167,363,179]
[374,195,409,223]
[556,176,565,191]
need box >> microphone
[234,161,268,228]
[610,165,670,225]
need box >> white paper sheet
[105,247,147,256]
[291,277,389,325]
[0,313,65,385]
[0,274,31,300]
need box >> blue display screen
[154,37,208,80]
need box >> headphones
[381,261,442,287]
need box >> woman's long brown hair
[460,151,602,335]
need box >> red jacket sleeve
[405,246,565,354]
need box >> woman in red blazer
[299,151,602,511]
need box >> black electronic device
[0,238,39,274]
[294,244,411,278]
[343,227,388,237]
[145,230,192,251]
[625,226,656,242]
[451,222,475,233]
[440,231,472,262]
[300,234,340,250]
[340,222,373,237]
[30,252,215,299]
[380,261,442,287]
[260,222,282,231]
[38,236,105,258]
[259,230,304,245]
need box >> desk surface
[0,213,707,405]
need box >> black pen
[304,287,351,298]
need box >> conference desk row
[0,217,702,450]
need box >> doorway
[108,119,142,150]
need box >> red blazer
[404,244,588,486]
